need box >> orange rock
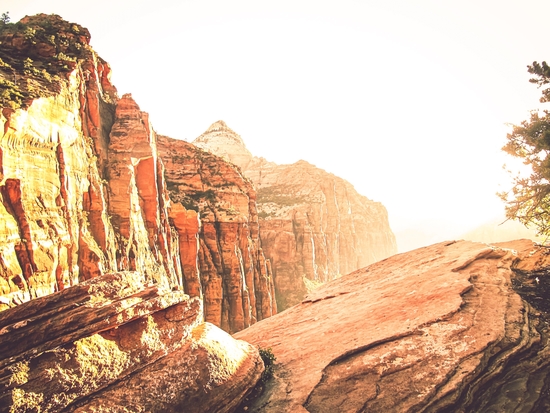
[235,239,550,412]
[158,135,277,333]
[0,271,262,412]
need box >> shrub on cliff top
[1,12,10,25]
[258,346,276,383]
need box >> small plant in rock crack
[258,346,276,383]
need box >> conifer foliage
[501,61,550,236]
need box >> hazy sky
[5,0,550,244]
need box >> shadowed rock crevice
[0,179,35,289]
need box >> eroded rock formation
[157,135,276,333]
[194,121,397,309]
[0,15,275,334]
[235,239,550,412]
[0,271,263,412]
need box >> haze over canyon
[0,11,550,413]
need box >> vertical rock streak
[157,135,276,333]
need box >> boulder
[0,271,263,412]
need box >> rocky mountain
[235,239,550,412]
[5,14,548,413]
[0,15,275,334]
[156,134,276,332]
[194,121,398,309]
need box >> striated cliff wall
[0,14,270,411]
[0,14,275,333]
[194,121,397,309]
[157,135,276,332]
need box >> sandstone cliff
[157,135,276,333]
[0,15,275,333]
[194,121,397,309]
[235,239,550,412]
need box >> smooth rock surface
[234,239,550,412]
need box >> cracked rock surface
[234,239,550,412]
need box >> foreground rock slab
[234,239,550,412]
[0,271,263,412]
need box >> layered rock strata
[0,15,275,333]
[0,271,263,412]
[194,121,397,309]
[0,15,119,305]
[157,135,276,333]
[235,239,550,412]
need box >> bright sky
[5,0,550,246]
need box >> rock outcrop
[235,239,550,412]
[0,271,263,412]
[0,15,275,334]
[194,121,397,309]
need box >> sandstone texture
[194,121,397,309]
[0,15,274,334]
[0,271,263,412]
[157,135,276,333]
[235,239,550,412]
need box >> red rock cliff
[157,135,276,332]
[194,121,398,309]
[0,15,274,333]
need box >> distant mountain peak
[193,120,252,169]
[206,120,230,132]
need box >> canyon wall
[194,121,397,309]
[0,14,275,333]
[157,135,276,332]
[0,14,271,411]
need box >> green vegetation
[258,346,276,383]
[257,185,308,207]
[1,12,10,25]
[257,210,272,219]
[500,61,550,237]
[189,189,217,202]
[0,77,24,108]
[0,13,91,109]
[303,276,324,293]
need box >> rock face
[0,15,275,334]
[194,121,397,309]
[0,271,263,412]
[157,135,276,333]
[235,239,550,412]
[0,15,119,304]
